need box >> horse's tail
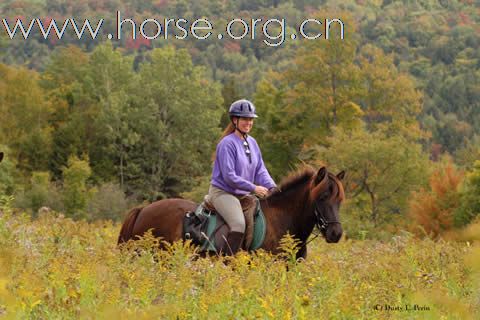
[117,206,144,245]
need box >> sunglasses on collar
[242,140,252,164]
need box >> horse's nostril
[327,228,342,243]
[335,232,342,242]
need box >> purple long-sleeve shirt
[211,133,276,196]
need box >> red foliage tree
[409,161,464,238]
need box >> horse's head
[310,167,345,243]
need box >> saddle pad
[193,204,266,252]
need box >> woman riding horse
[118,98,346,258]
[118,165,345,259]
[208,99,277,255]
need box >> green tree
[455,135,480,169]
[220,78,241,128]
[135,47,223,198]
[85,42,140,188]
[314,126,429,227]
[253,79,291,180]
[62,155,92,219]
[455,160,480,227]
[0,146,17,196]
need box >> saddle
[182,195,266,253]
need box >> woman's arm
[252,142,276,189]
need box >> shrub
[408,161,464,238]
[180,175,211,203]
[87,182,129,221]
[62,155,92,219]
[13,172,64,215]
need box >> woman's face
[235,117,254,133]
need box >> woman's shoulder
[247,135,260,148]
[217,133,238,149]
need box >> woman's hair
[211,119,236,161]
[219,121,235,140]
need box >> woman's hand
[254,185,269,198]
[267,187,279,195]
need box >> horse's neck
[263,184,316,243]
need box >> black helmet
[228,99,258,118]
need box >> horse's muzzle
[325,224,343,243]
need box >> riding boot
[223,231,244,256]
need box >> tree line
[0,0,479,238]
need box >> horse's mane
[266,166,316,200]
[266,166,345,203]
[328,172,345,202]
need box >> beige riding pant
[208,185,246,233]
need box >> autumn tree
[254,13,424,181]
[41,46,90,179]
[0,64,53,172]
[409,160,464,238]
[253,14,362,178]
[357,45,424,140]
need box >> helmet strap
[232,117,248,137]
[232,118,252,163]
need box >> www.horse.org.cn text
[2,11,345,47]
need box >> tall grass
[0,210,478,319]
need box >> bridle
[314,198,341,231]
[302,197,342,248]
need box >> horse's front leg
[296,245,307,260]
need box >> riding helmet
[228,99,258,118]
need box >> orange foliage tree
[408,161,464,238]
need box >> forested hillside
[1,0,479,238]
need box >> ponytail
[211,121,236,161]
[219,122,236,141]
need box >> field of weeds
[0,210,479,319]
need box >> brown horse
[118,166,345,259]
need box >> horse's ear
[337,170,345,180]
[315,167,327,185]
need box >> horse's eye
[318,193,329,201]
